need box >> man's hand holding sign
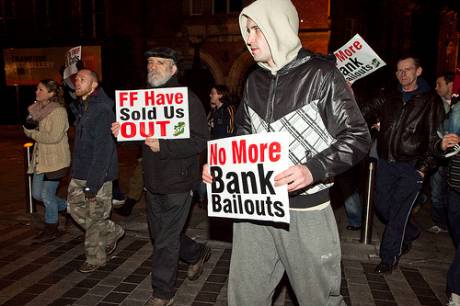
[203,132,291,223]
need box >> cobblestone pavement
[0,126,455,306]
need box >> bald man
[68,69,125,273]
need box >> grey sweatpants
[228,204,345,306]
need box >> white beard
[147,71,171,87]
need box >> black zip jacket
[374,84,444,174]
[236,49,371,208]
[70,88,118,194]
[142,76,209,194]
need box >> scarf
[27,101,60,122]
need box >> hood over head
[239,0,302,72]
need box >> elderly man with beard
[113,47,210,306]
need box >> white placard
[334,34,386,83]
[115,87,190,141]
[63,46,81,80]
[207,132,290,224]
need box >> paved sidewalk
[0,125,455,305]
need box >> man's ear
[416,67,423,77]
[91,80,99,91]
[172,64,178,75]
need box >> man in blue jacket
[68,69,125,273]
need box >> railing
[23,142,36,214]
[360,157,377,244]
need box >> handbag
[44,167,69,180]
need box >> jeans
[344,192,363,227]
[445,103,460,135]
[32,173,67,224]
[430,166,448,228]
[335,166,363,227]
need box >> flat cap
[144,47,178,63]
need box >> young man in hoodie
[371,57,444,274]
[67,69,125,273]
[202,0,370,304]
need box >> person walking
[68,69,125,273]
[203,0,371,304]
[24,79,71,243]
[372,57,445,274]
[112,47,211,306]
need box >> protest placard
[207,132,290,223]
[115,87,190,141]
[334,34,386,83]
[63,46,81,80]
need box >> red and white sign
[115,87,190,141]
[334,34,386,83]
[207,132,290,223]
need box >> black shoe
[401,231,420,256]
[346,225,361,231]
[187,245,211,281]
[114,198,137,216]
[401,241,412,256]
[375,261,397,274]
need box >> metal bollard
[23,142,36,214]
[360,157,377,244]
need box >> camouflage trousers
[67,178,123,266]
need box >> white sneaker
[426,225,448,234]
[445,144,460,158]
[112,198,126,207]
[449,293,460,306]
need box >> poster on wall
[3,46,102,86]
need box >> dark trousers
[375,159,422,264]
[146,191,204,299]
[430,166,448,228]
[447,188,460,295]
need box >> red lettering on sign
[209,143,226,165]
[176,93,183,104]
[119,92,129,107]
[334,40,362,63]
[231,140,282,164]
[144,90,155,106]
[120,122,136,138]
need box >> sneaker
[106,225,125,255]
[346,225,361,231]
[426,225,448,234]
[445,144,460,158]
[144,296,174,306]
[112,198,126,207]
[449,293,460,306]
[187,245,211,281]
[78,261,103,273]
